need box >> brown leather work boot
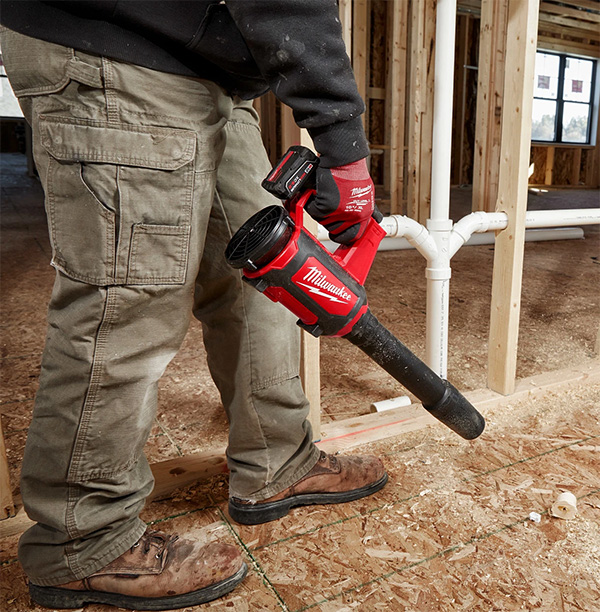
[28,529,247,610]
[229,451,387,525]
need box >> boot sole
[229,472,389,525]
[29,562,248,611]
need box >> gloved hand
[305,158,383,245]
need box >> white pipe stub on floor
[551,491,578,519]
[369,395,412,413]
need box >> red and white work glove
[305,158,383,245]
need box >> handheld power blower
[225,146,485,440]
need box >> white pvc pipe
[370,395,412,413]
[430,0,457,223]
[425,0,458,378]
[460,227,584,247]
[449,208,600,258]
[320,226,585,253]
[319,208,599,253]
[524,208,600,228]
[322,227,584,252]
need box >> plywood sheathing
[2,381,599,610]
[529,147,548,186]
[530,144,599,189]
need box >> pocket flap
[39,116,196,170]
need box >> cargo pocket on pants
[39,115,197,285]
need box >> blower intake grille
[225,205,293,270]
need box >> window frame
[532,50,598,146]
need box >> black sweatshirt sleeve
[225,0,369,167]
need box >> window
[531,51,597,145]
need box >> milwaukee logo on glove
[292,258,358,315]
[351,186,373,198]
[347,184,373,213]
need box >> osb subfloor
[1,152,599,610]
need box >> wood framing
[255,92,279,166]
[278,113,322,440]
[461,0,599,193]
[352,0,369,128]
[339,0,353,55]
[257,1,600,205]
[472,0,509,212]
[544,146,555,185]
[488,0,540,395]
[387,0,409,215]
[452,14,470,187]
[407,0,437,223]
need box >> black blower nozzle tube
[346,309,485,440]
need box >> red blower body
[225,147,485,440]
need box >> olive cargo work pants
[1,29,319,586]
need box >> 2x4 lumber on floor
[2,363,598,540]
[321,362,600,453]
[487,0,540,395]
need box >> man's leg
[194,100,321,501]
[1,29,246,605]
[194,100,387,522]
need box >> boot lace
[131,530,179,559]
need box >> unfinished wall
[255,0,600,219]
[465,0,600,200]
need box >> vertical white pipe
[429,0,457,223]
[425,0,457,377]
